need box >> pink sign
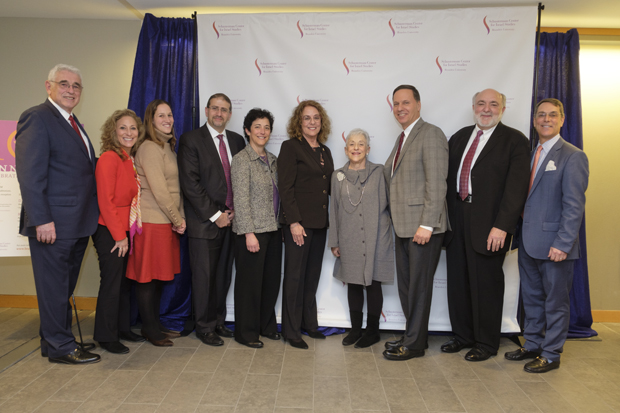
[0,120,17,169]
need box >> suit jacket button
[323,175,326,179]
[323,190,327,194]
[323,205,326,209]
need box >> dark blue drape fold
[534,29,596,338]
[128,13,196,331]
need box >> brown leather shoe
[142,329,174,347]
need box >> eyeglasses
[50,81,83,92]
[536,111,560,119]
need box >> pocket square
[545,161,556,171]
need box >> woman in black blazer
[277,100,334,349]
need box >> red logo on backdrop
[343,58,350,75]
[296,96,301,104]
[0,121,17,169]
[254,59,262,76]
[297,21,304,38]
[386,95,393,112]
[341,132,346,143]
[388,19,396,37]
[483,16,490,34]
[213,22,220,39]
[436,57,443,74]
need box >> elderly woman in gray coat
[231,108,282,349]
[329,128,394,348]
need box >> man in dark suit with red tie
[442,89,530,361]
[15,64,100,364]
[177,93,245,346]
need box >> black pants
[92,225,132,342]
[446,199,506,353]
[347,281,383,316]
[188,227,235,334]
[281,226,327,341]
[234,230,282,344]
[395,233,444,350]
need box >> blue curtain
[534,29,597,338]
[128,13,196,331]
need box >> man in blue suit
[15,64,100,364]
[505,98,589,373]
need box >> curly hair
[140,99,177,151]
[243,108,274,142]
[100,109,144,160]
[286,100,331,144]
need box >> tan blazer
[384,118,449,238]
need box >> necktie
[217,134,234,210]
[459,130,483,200]
[528,145,543,193]
[69,115,89,156]
[392,132,405,173]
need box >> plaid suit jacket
[384,118,449,238]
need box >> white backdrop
[197,7,537,332]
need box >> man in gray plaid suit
[383,85,449,361]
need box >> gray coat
[328,160,394,285]
[232,145,280,234]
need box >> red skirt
[126,223,180,283]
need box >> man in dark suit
[505,98,588,373]
[382,85,449,361]
[177,93,245,346]
[15,64,100,364]
[442,88,530,361]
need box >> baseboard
[0,295,97,311]
[591,310,620,323]
[2,295,619,322]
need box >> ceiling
[2,0,620,29]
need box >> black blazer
[177,124,245,239]
[277,138,334,229]
[444,122,530,255]
[15,99,98,239]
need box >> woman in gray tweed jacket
[231,108,282,348]
[328,128,394,348]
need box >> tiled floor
[0,307,619,412]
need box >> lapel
[473,122,503,168]
[300,137,325,170]
[200,124,226,182]
[452,126,475,164]
[394,118,425,172]
[45,100,92,164]
[528,137,564,199]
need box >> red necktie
[528,145,543,193]
[69,115,89,156]
[392,132,405,173]
[217,134,234,210]
[459,130,483,200]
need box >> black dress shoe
[119,330,146,342]
[464,346,495,362]
[99,341,129,354]
[441,337,473,353]
[524,356,560,373]
[262,332,282,341]
[49,348,101,365]
[142,329,174,347]
[504,347,540,361]
[236,339,264,349]
[197,332,224,346]
[215,324,234,338]
[384,336,403,350]
[306,330,326,339]
[287,338,309,349]
[383,346,424,361]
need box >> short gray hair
[48,64,82,82]
[472,90,506,107]
[345,128,370,145]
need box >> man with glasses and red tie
[442,89,530,362]
[15,64,100,364]
[178,93,245,346]
[505,98,589,373]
